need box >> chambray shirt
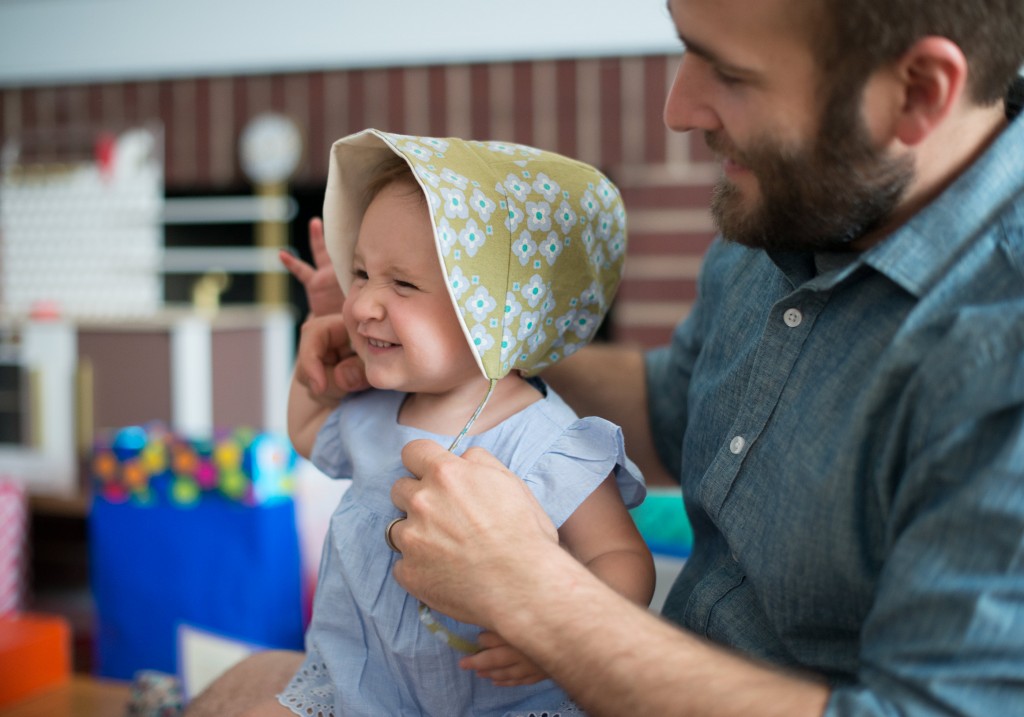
[645,105,1024,713]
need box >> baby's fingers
[460,641,547,686]
[279,248,315,284]
[331,355,370,394]
[471,654,547,687]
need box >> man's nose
[663,53,722,134]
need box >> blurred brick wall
[0,55,719,347]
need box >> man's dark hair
[813,0,1024,105]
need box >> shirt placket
[699,289,826,522]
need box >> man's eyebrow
[676,31,758,79]
[664,2,758,77]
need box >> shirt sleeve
[309,403,352,480]
[826,304,1024,715]
[521,416,646,529]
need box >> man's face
[707,91,915,251]
[664,0,914,251]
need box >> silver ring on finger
[385,516,406,553]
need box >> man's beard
[707,94,915,252]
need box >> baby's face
[343,181,480,396]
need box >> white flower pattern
[596,178,617,208]
[555,200,577,234]
[448,265,470,300]
[527,327,548,354]
[503,292,523,322]
[532,173,560,202]
[440,168,469,189]
[539,232,563,265]
[470,188,496,222]
[504,174,531,202]
[465,287,497,323]
[441,187,469,220]
[512,231,538,266]
[401,141,433,162]
[500,329,516,361]
[608,231,626,261]
[571,309,598,340]
[420,137,449,152]
[596,211,613,241]
[458,219,485,257]
[416,166,441,188]
[517,311,540,341]
[470,324,495,353]
[525,201,552,232]
[504,201,524,233]
[521,275,547,308]
[436,217,457,256]
[580,190,599,219]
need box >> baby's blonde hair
[362,154,422,207]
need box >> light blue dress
[279,382,645,717]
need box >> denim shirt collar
[862,109,1024,297]
[767,91,1024,298]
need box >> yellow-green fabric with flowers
[323,129,627,380]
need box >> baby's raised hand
[295,313,369,400]
[459,630,548,687]
[279,217,346,317]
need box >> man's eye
[713,68,743,86]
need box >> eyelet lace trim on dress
[278,659,336,717]
[278,656,582,717]
[506,703,582,716]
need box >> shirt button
[783,308,803,327]
[729,436,746,454]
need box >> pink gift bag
[0,478,27,616]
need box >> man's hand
[390,440,559,627]
[279,217,346,317]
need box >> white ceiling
[0,0,680,87]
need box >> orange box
[0,612,71,707]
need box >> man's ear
[892,36,968,146]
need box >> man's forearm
[543,344,672,483]
[493,548,830,717]
[393,441,828,716]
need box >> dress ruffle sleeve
[521,415,646,529]
[310,403,353,480]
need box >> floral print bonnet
[322,129,627,383]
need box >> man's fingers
[399,438,459,482]
[399,440,512,483]
[460,445,520,471]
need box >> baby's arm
[288,313,365,458]
[462,475,655,685]
[557,474,656,606]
